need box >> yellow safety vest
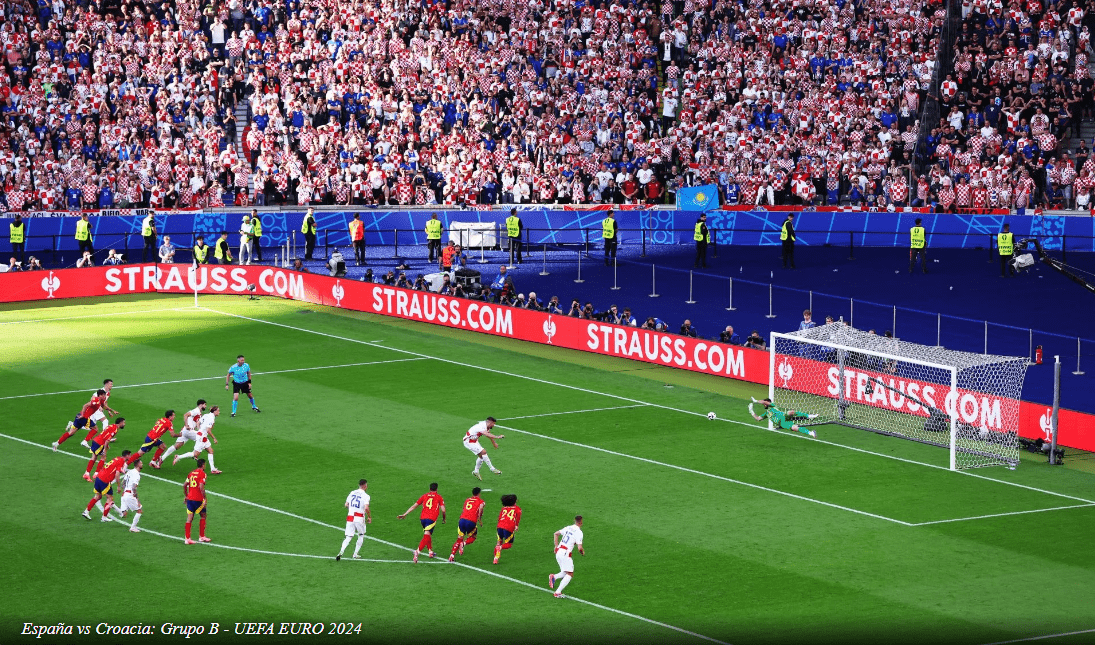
[505,215,520,238]
[910,226,925,249]
[425,219,442,239]
[998,232,1014,255]
[602,218,615,239]
[694,222,711,242]
[215,239,231,260]
[780,221,794,242]
[252,217,262,238]
[9,222,24,244]
[141,215,154,237]
[75,219,91,241]
[193,244,208,263]
[301,216,316,235]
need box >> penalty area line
[0,307,186,325]
[497,404,650,421]
[910,503,1095,526]
[198,308,1095,508]
[4,432,732,645]
[980,628,1095,645]
[0,358,426,401]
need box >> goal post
[769,323,1028,470]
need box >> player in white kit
[118,459,144,532]
[171,406,222,473]
[155,399,208,467]
[549,516,585,598]
[463,417,504,480]
[83,379,118,448]
[337,479,371,561]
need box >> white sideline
[0,307,186,325]
[201,306,1095,507]
[981,628,1095,645]
[0,358,426,401]
[4,433,732,645]
[910,504,1095,526]
[495,424,913,526]
[498,404,650,421]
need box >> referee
[225,354,261,417]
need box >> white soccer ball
[707,412,717,420]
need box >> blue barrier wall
[4,209,1095,257]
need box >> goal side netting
[770,323,1028,470]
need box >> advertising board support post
[686,270,695,303]
[725,277,736,311]
[611,258,620,291]
[539,243,549,276]
[936,313,942,347]
[649,264,659,298]
[1074,338,1085,375]
[765,283,776,318]
[1051,355,1061,465]
[574,250,584,284]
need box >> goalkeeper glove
[750,396,758,403]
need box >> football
[707,412,717,420]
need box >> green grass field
[3,294,1095,645]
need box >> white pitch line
[980,628,1095,645]
[201,307,1095,507]
[498,404,650,421]
[911,504,1095,526]
[495,423,912,526]
[6,433,732,645]
[0,307,186,325]
[0,358,426,401]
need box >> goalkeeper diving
[749,397,819,438]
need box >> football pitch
[3,294,1095,645]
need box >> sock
[339,535,352,556]
[85,457,96,473]
[199,517,206,538]
[481,454,495,470]
[95,500,105,512]
[161,445,177,461]
[451,540,462,556]
[131,512,141,528]
[249,395,257,409]
[353,535,363,557]
[151,447,166,463]
[464,534,476,546]
[86,498,97,512]
[185,521,192,540]
[556,574,572,593]
[95,459,105,472]
[126,452,141,465]
[493,544,502,560]
[176,451,195,461]
[83,428,98,442]
[57,432,73,446]
[796,427,810,435]
[102,501,112,518]
[232,400,238,414]
[207,453,216,470]
[473,457,482,473]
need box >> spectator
[679,320,697,338]
[799,310,816,332]
[491,266,514,292]
[720,326,742,345]
[159,236,176,264]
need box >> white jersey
[556,524,584,556]
[346,489,370,518]
[122,469,142,495]
[184,406,204,430]
[197,413,217,438]
[89,389,111,422]
[465,421,489,442]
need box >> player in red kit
[53,390,108,451]
[82,450,131,522]
[449,487,486,562]
[132,411,176,466]
[183,458,211,544]
[493,494,522,565]
[397,482,446,563]
[83,417,125,481]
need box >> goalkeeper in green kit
[749,397,819,438]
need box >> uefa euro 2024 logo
[543,315,556,344]
[778,358,793,387]
[332,280,345,308]
[41,271,60,298]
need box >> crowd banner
[2,264,1092,452]
[3,210,1093,252]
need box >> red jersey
[148,417,174,440]
[79,396,104,419]
[94,456,127,482]
[92,423,120,445]
[459,496,486,523]
[417,492,444,521]
[497,505,522,532]
[184,469,207,501]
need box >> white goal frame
[769,330,1022,471]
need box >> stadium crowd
[0,0,994,213]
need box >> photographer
[437,274,454,294]
[361,268,374,282]
[382,270,396,285]
[604,305,622,324]
[642,317,657,330]
[744,331,766,350]
[581,302,596,320]
[25,256,43,271]
[545,296,563,314]
[452,281,467,298]
[414,275,429,291]
[679,320,697,338]
[568,299,582,317]
[103,249,126,265]
[719,326,741,345]
[396,272,411,289]
[525,292,543,311]
[480,287,496,303]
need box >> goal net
[769,323,1028,470]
